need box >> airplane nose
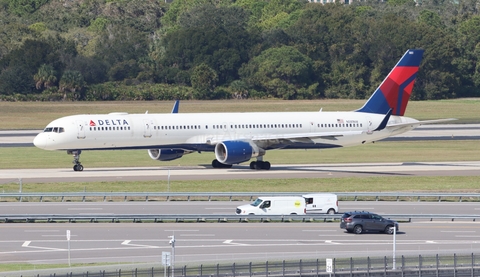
[33,133,46,149]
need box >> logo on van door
[294,200,301,207]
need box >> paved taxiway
[2,161,480,184]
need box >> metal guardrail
[2,213,479,223]
[1,192,480,202]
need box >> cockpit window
[44,127,65,133]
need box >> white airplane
[34,49,454,171]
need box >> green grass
[1,99,479,129]
[1,176,479,195]
[1,140,479,169]
[0,263,135,273]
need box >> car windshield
[251,198,263,207]
[342,213,352,218]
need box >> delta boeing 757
[34,49,454,171]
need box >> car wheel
[384,225,394,234]
[353,225,363,234]
[327,209,335,215]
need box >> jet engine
[214,141,265,165]
[148,149,184,161]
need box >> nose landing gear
[67,150,84,171]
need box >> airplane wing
[386,118,457,130]
[201,130,363,150]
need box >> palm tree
[33,64,57,90]
[59,70,85,100]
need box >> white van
[235,196,306,215]
[302,193,338,214]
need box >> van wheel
[290,213,297,215]
[327,209,335,215]
[353,225,363,234]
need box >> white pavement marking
[223,240,249,246]
[121,240,159,248]
[325,240,342,245]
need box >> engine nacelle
[215,141,265,165]
[148,149,184,161]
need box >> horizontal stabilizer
[387,118,457,130]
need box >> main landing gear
[67,150,84,171]
[211,159,271,170]
[249,160,271,170]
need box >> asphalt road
[0,201,479,267]
[1,221,479,266]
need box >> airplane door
[310,121,316,133]
[225,122,235,139]
[76,121,86,139]
[143,119,153,138]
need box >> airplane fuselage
[34,111,418,152]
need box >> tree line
[0,0,479,101]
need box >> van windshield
[251,198,263,207]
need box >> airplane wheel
[212,160,219,168]
[73,164,84,171]
[253,161,271,170]
[250,161,255,169]
[212,160,232,169]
